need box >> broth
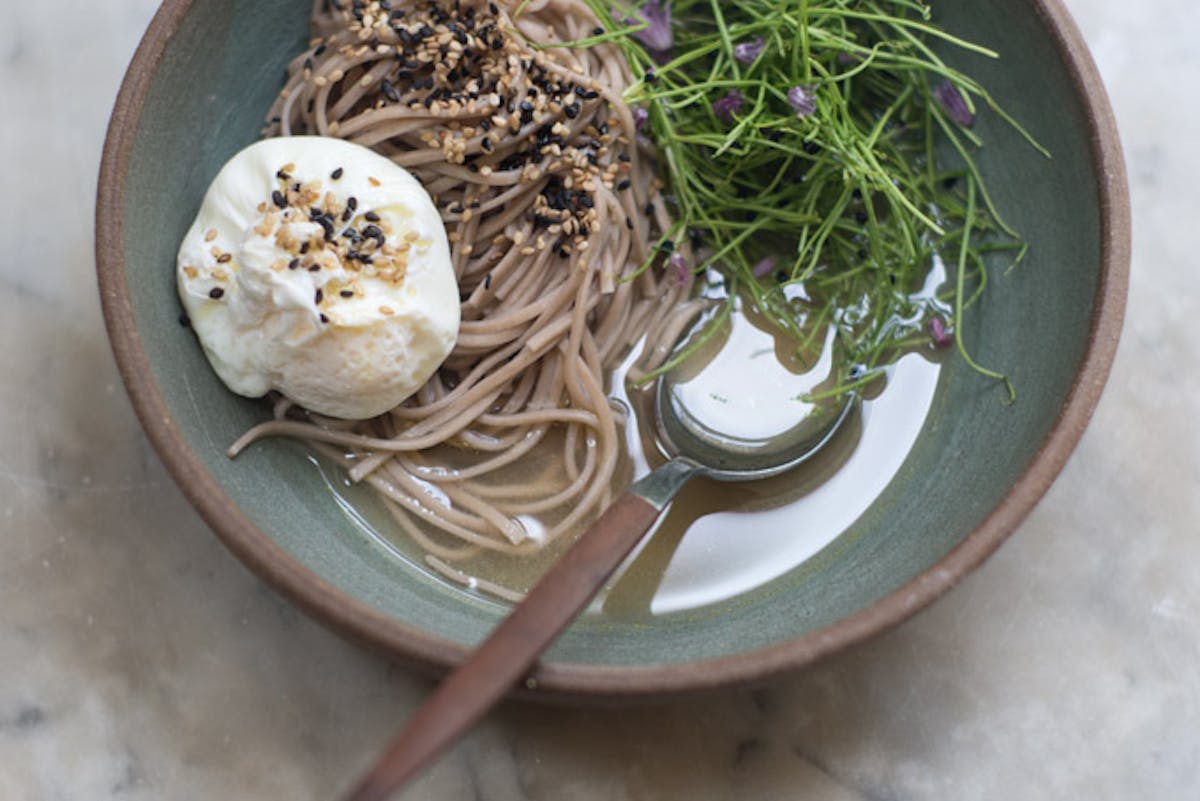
[311,253,949,617]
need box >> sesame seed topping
[204,229,218,242]
[209,287,224,299]
[331,167,344,180]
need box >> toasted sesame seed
[379,305,395,316]
[368,177,381,187]
[204,228,218,242]
[217,253,232,264]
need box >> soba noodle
[230,0,702,572]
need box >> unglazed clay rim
[96,0,1130,700]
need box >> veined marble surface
[2,1,1194,798]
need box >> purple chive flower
[787,85,817,118]
[928,316,953,348]
[633,106,649,130]
[933,79,974,127]
[752,256,777,279]
[630,0,672,62]
[733,37,765,65]
[669,252,691,285]
[712,89,745,120]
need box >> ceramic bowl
[96,0,1129,699]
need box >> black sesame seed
[618,152,631,162]
[592,26,604,35]
[308,264,321,272]
[365,211,381,222]
[315,289,324,304]
[617,179,631,191]
[320,313,330,324]
[340,289,354,298]
[564,103,580,119]
[347,197,358,212]
[178,313,190,327]
[625,217,633,229]
[271,190,287,209]
[484,272,492,289]
[489,1,498,12]
[331,167,344,180]
[300,242,310,254]
[276,170,291,181]
[209,287,225,299]
[481,136,493,152]
[381,78,401,103]
[288,258,300,270]
[314,44,327,57]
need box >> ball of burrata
[176,137,459,419]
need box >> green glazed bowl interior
[97,0,1128,698]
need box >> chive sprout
[578,0,1046,400]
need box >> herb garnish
[568,0,1047,401]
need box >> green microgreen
[574,0,1046,399]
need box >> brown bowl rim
[96,0,1130,700]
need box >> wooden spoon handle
[341,461,699,801]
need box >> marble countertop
[3,0,1194,798]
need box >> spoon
[341,330,855,801]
